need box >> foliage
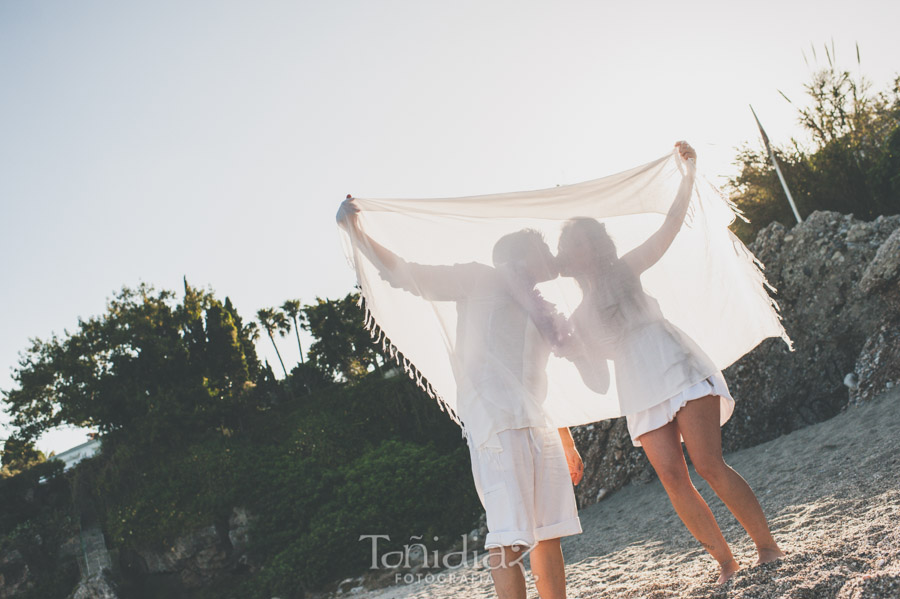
[1,283,475,597]
[2,281,262,446]
[243,439,479,597]
[231,373,477,595]
[68,372,475,596]
[0,460,79,598]
[0,436,46,478]
[281,299,306,365]
[255,306,291,378]
[85,435,238,551]
[302,292,385,382]
[728,46,900,242]
[285,374,466,466]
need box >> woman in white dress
[557,141,785,584]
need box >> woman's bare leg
[638,420,740,584]
[675,395,785,565]
[530,537,566,598]
[488,545,527,599]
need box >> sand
[359,389,900,598]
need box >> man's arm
[558,427,584,486]
[337,196,478,301]
[337,196,401,270]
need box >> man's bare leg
[488,545,527,599]
[530,537,567,598]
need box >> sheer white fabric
[337,148,791,451]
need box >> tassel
[354,287,466,433]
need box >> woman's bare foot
[756,546,786,565]
[717,558,740,585]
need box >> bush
[728,51,900,242]
[245,439,479,597]
[0,461,79,599]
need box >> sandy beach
[361,388,900,598]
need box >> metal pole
[750,105,803,224]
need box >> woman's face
[557,221,617,277]
[556,227,591,277]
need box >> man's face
[525,242,558,283]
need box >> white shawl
[337,148,792,451]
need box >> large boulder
[67,568,120,599]
[0,549,30,599]
[120,506,257,591]
[851,225,900,404]
[572,211,900,509]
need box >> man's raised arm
[337,196,481,301]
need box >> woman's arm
[622,141,697,274]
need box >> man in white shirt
[338,202,584,599]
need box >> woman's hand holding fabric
[675,140,697,166]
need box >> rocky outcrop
[119,506,257,591]
[68,568,120,599]
[0,549,30,599]
[852,225,900,404]
[572,211,900,509]
[3,507,257,598]
[0,534,81,598]
[569,419,653,510]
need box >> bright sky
[2,0,898,456]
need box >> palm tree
[243,321,260,343]
[281,299,305,364]
[256,308,290,378]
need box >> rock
[227,506,255,566]
[860,227,900,300]
[0,549,31,599]
[720,211,900,452]
[572,417,650,509]
[126,506,258,590]
[68,568,120,599]
[336,576,364,594]
[849,324,900,405]
[846,226,864,243]
[477,512,487,542]
[850,226,900,404]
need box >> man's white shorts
[466,426,582,549]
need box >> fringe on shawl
[355,292,469,439]
[698,176,794,352]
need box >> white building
[52,437,102,471]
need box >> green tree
[281,299,306,364]
[0,436,46,478]
[2,283,259,445]
[224,296,262,379]
[728,44,900,241]
[0,460,78,597]
[301,293,385,382]
[255,307,291,378]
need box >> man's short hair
[492,228,548,267]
